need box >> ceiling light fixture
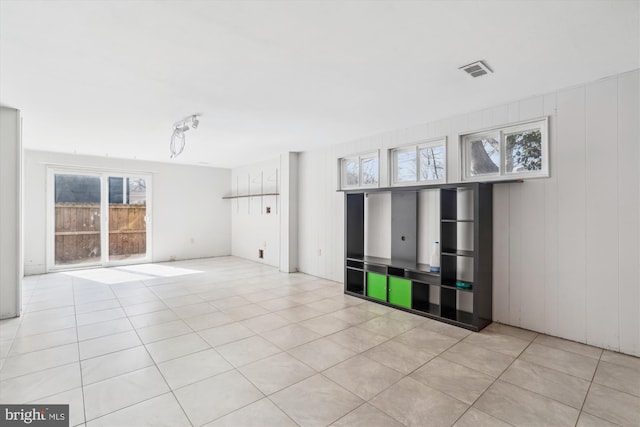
[170,114,202,159]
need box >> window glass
[361,156,378,185]
[467,136,500,176]
[108,177,124,204]
[128,178,147,205]
[55,174,101,203]
[419,145,445,181]
[461,118,548,181]
[340,153,379,189]
[505,129,542,173]
[395,149,416,182]
[343,158,359,187]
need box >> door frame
[46,166,153,272]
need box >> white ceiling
[1,0,638,168]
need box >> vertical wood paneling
[294,72,638,355]
[508,102,520,123]
[490,105,509,127]
[508,183,522,325]
[493,185,510,323]
[519,96,544,121]
[408,123,429,145]
[543,92,559,336]
[585,79,619,350]
[617,71,640,355]
[556,86,587,343]
[516,96,546,332]
[482,109,493,127]
[432,119,449,140]
[468,111,483,132]
[519,181,546,331]
[450,115,468,182]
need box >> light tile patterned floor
[0,256,638,427]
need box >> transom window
[340,152,379,189]
[391,138,446,185]
[461,118,549,181]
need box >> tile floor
[0,257,638,426]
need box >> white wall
[298,70,640,356]
[0,107,22,319]
[230,157,281,267]
[24,150,231,275]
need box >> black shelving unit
[343,182,493,332]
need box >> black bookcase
[343,182,493,331]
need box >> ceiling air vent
[459,60,493,78]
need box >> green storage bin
[366,273,387,301]
[388,277,411,308]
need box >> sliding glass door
[48,169,151,271]
[107,175,149,263]
[53,173,103,267]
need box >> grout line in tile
[531,336,603,360]
[450,337,536,426]
[575,353,602,424]
[115,278,196,426]
[72,280,88,427]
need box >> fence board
[54,203,146,264]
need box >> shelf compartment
[411,300,440,317]
[346,269,364,295]
[346,193,365,259]
[441,219,474,223]
[387,266,405,278]
[347,259,364,269]
[411,281,433,314]
[364,263,387,275]
[406,270,440,285]
[440,309,474,325]
[440,284,473,293]
[440,188,457,221]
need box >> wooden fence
[55,203,146,264]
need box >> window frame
[460,117,549,182]
[339,151,380,190]
[390,137,447,186]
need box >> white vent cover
[459,60,493,78]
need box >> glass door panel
[108,176,148,262]
[54,173,102,267]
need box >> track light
[170,128,186,159]
[169,113,202,158]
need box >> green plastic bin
[366,273,387,301]
[388,277,411,308]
